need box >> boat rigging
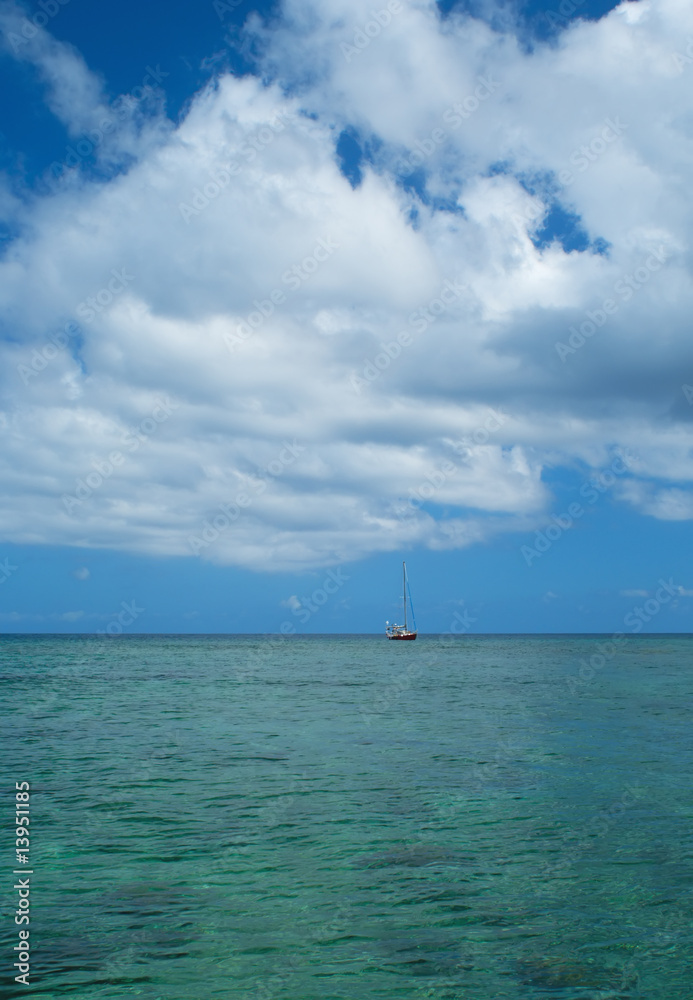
[385,561,417,640]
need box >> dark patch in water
[103,882,183,911]
[376,934,473,978]
[517,955,636,992]
[32,936,105,975]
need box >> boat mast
[403,561,407,631]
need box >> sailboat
[385,561,417,640]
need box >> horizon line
[2,631,693,638]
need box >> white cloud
[0,609,85,622]
[1,0,693,570]
[55,610,84,622]
[619,482,693,521]
[0,1,107,132]
[0,0,170,174]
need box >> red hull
[387,632,417,640]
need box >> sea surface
[2,634,692,999]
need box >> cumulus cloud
[1,0,693,570]
[281,595,302,610]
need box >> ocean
[2,633,691,998]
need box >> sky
[1,0,693,634]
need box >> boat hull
[387,632,417,640]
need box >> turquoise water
[2,634,692,999]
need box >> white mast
[403,561,407,631]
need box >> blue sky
[2,0,693,633]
